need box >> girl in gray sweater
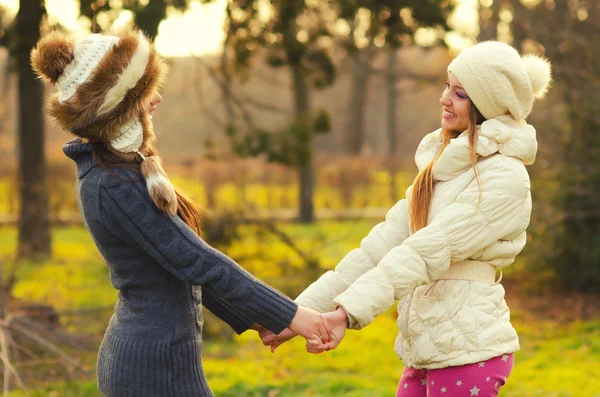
[31,29,331,397]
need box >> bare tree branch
[0,321,29,397]
[254,219,315,264]
[8,319,89,374]
[252,67,288,89]
[191,65,228,130]
[235,91,292,114]
[194,56,255,131]
[7,336,36,359]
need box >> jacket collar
[62,138,96,178]
[415,115,538,181]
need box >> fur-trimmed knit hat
[448,41,552,121]
[31,29,177,215]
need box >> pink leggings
[396,354,514,397]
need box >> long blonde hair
[409,101,485,233]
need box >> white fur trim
[110,118,143,152]
[146,173,174,193]
[57,34,120,102]
[97,32,150,116]
[521,54,552,100]
[146,172,177,213]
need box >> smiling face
[439,72,470,133]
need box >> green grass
[1,228,116,316]
[2,225,599,396]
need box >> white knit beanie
[447,41,552,121]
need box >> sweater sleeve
[201,285,255,334]
[333,160,530,329]
[99,175,297,334]
[295,191,411,313]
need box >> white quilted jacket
[296,115,537,369]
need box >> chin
[441,119,455,130]
[442,120,467,132]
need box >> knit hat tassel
[138,153,177,216]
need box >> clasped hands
[256,306,348,354]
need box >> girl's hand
[305,307,348,354]
[260,327,297,352]
[288,307,333,345]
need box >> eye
[457,92,467,99]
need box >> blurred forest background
[0,0,599,396]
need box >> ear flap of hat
[31,30,75,84]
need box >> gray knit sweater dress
[63,139,298,397]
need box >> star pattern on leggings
[399,354,513,395]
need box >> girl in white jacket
[262,41,552,396]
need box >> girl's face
[147,93,162,118]
[439,72,470,133]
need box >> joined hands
[258,307,348,354]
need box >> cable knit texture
[57,34,120,102]
[296,115,536,370]
[63,139,298,396]
[110,118,144,153]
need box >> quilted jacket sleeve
[333,159,531,329]
[295,191,411,313]
[99,172,297,335]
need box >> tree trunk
[221,49,235,128]
[219,10,241,210]
[220,7,236,135]
[281,3,314,223]
[134,0,167,40]
[346,50,370,155]
[291,61,314,223]
[508,0,527,50]
[15,0,51,260]
[386,49,399,203]
[478,0,501,41]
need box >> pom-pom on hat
[31,29,177,215]
[447,41,552,121]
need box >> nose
[151,94,162,106]
[439,91,451,107]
